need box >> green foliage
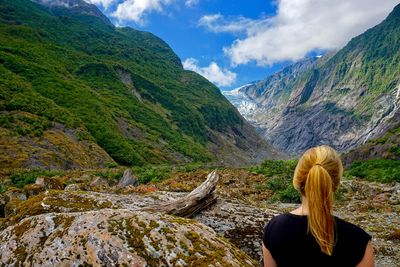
[345,159,400,183]
[324,4,400,117]
[250,160,298,177]
[133,166,172,184]
[0,185,5,194]
[389,145,400,156]
[10,169,63,188]
[250,160,300,203]
[105,162,119,168]
[266,177,300,203]
[95,169,124,184]
[0,112,52,137]
[0,0,243,167]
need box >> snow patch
[223,86,259,120]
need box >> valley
[0,0,399,266]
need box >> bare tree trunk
[143,171,219,217]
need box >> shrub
[251,160,300,203]
[134,166,172,184]
[345,159,400,183]
[10,169,63,188]
[95,169,124,184]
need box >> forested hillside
[227,4,400,155]
[0,0,278,170]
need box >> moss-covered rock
[23,183,45,197]
[1,191,113,229]
[0,209,258,266]
[89,176,109,192]
[35,176,64,190]
[3,187,27,202]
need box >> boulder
[35,177,64,190]
[23,183,45,197]
[0,209,257,266]
[4,187,27,202]
[89,176,109,191]
[0,188,277,262]
[64,183,84,191]
[4,199,21,218]
[116,169,137,189]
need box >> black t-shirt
[263,213,371,267]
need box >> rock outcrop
[116,169,137,189]
[0,209,256,266]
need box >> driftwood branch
[143,171,219,218]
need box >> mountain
[342,123,400,167]
[223,56,321,136]
[0,0,279,170]
[227,4,400,155]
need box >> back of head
[293,145,343,255]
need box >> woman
[262,145,374,267]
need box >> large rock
[0,209,257,266]
[116,169,137,189]
[64,183,84,191]
[0,189,278,263]
[195,199,280,261]
[35,177,64,190]
[3,187,27,202]
[89,176,109,192]
[23,183,45,197]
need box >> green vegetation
[250,160,300,203]
[324,4,400,117]
[94,169,125,184]
[0,0,244,168]
[133,166,172,184]
[252,157,400,203]
[10,169,63,188]
[345,159,400,183]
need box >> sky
[84,0,400,90]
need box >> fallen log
[143,170,219,217]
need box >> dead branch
[143,171,219,217]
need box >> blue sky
[86,0,399,90]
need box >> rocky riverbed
[0,169,399,266]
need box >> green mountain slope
[0,0,278,169]
[232,4,400,155]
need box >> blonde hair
[293,145,343,255]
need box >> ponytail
[305,164,335,255]
[293,145,342,256]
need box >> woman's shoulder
[264,213,307,232]
[334,217,372,240]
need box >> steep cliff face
[0,0,279,168]
[226,4,400,155]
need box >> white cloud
[185,0,199,7]
[111,0,172,24]
[84,0,116,9]
[212,0,400,66]
[198,13,262,35]
[183,58,237,87]
[85,0,199,24]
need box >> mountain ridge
[0,0,280,169]
[226,4,400,156]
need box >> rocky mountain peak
[32,0,113,26]
[225,4,400,156]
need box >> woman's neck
[290,197,309,215]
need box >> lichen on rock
[0,209,257,266]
